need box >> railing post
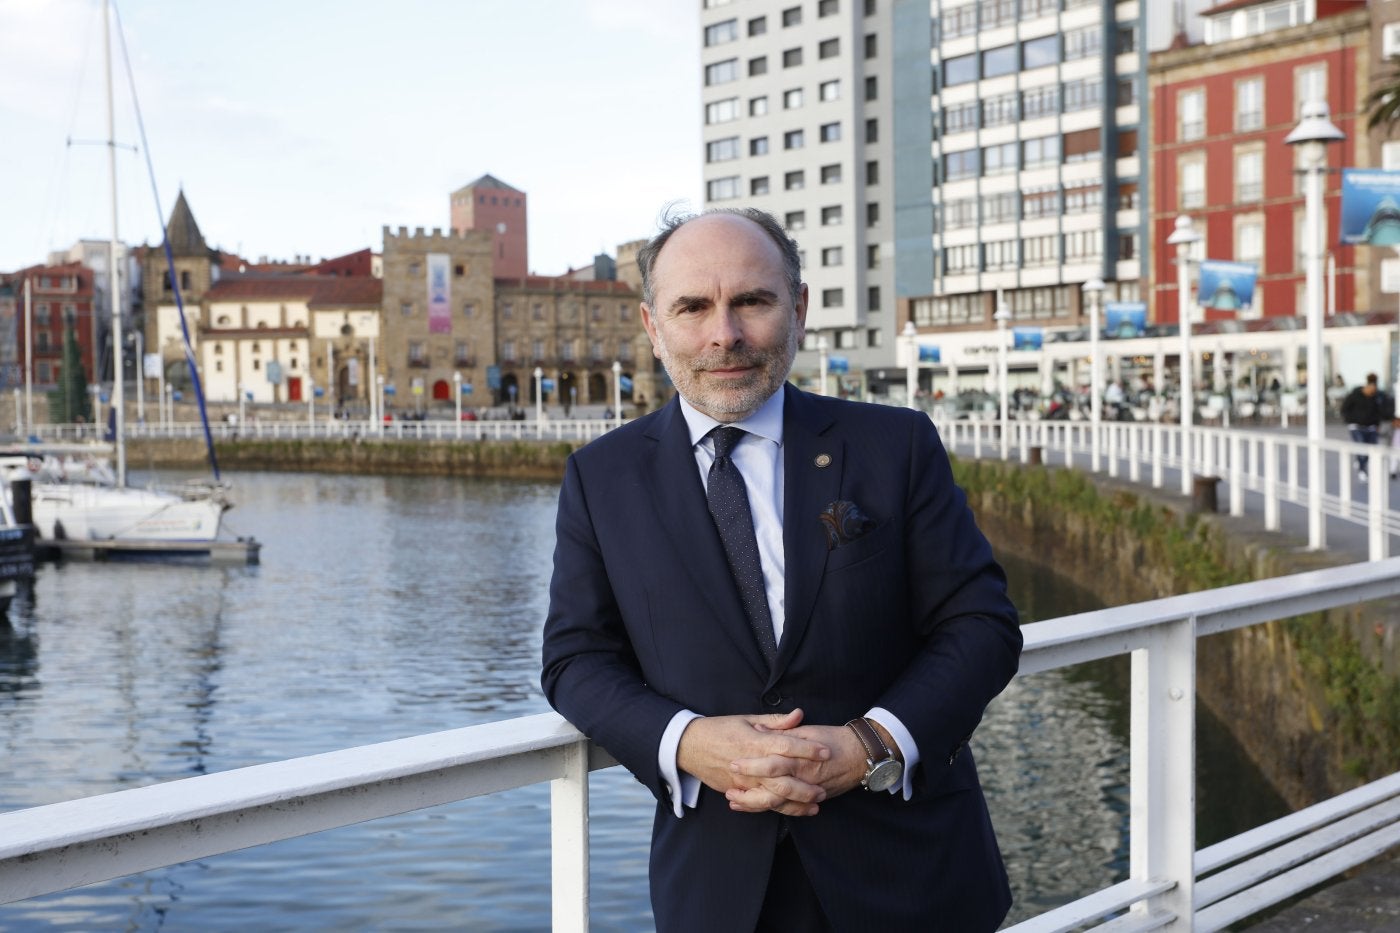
[1152,422,1164,489]
[1129,422,1140,484]
[1369,464,1386,561]
[1130,615,1196,926]
[1265,438,1280,531]
[551,739,591,933]
[1229,433,1244,517]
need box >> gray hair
[636,206,803,309]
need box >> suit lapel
[643,399,770,678]
[776,385,841,676]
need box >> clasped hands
[676,709,881,818]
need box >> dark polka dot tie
[706,426,778,664]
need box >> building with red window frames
[0,262,97,392]
[1148,1,1377,328]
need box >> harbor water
[0,471,1287,930]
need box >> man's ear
[794,284,809,341]
[640,304,663,360]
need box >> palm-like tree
[1367,60,1400,133]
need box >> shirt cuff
[659,709,703,817]
[866,706,920,801]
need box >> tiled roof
[204,275,381,307]
[453,173,523,195]
[164,189,209,257]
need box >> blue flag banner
[828,355,850,374]
[1196,260,1257,311]
[619,374,634,392]
[486,365,502,390]
[313,386,325,398]
[542,378,556,392]
[1340,169,1400,246]
[1012,327,1043,350]
[383,384,397,396]
[460,382,472,395]
[1103,303,1147,337]
[918,344,941,363]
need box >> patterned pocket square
[819,500,876,551]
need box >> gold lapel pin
[814,453,832,468]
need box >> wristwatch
[846,717,903,792]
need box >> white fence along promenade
[3,559,1398,931]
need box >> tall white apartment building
[699,0,893,394]
[699,0,1149,397]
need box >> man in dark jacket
[1340,373,1388,481]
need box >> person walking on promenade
[1341,373,1388,481]
[541,207,1023,932]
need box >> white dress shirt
[656,391,921,815]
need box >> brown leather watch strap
[845,717,889,763]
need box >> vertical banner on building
[1340,169,1400,246]
[1103,303,1146,338]
[1196,260,1257,312]
[427,252,451,334]
[1012,327,1043,350]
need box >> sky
[0,0,704,275]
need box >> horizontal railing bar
[1195,822,1400,932]
[1196,772,1400,874]
[1002,879,1176,933]
[1195,796,1400,908]
[1090,908,1176,932]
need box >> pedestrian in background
[1340,372,1387,481]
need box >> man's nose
[707,308,744,347]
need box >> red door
[288,377,302,402]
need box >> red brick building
[450,174,529,279]
[1149,2,1373,325]
[0,263,98,390]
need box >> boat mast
[104,0,126,486]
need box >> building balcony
[454,358,476,369]
[407,359,429,369]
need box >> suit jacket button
[761,690,782,707]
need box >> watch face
[865,758,903,792]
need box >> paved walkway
[949,420,1400,931]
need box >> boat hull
[31,485,225,543]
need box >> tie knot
[710,426,746,460]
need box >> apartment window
[1022,135,1060,169]
[1022,234,1059,266]
[1179,153,1206,209]
[408,341,426,364]
[750,136,769,156]
[1023,187,1059,218]
[1023,35,1059,70]
[867,244,880,268]
[1179,87,1205,141]
[982,92,1018,127]
[864,33,876,58]
[1064,183,1101,213]
[751,175,771,196]
[707,175,741,200]
[783,47,803,68]
[866,202,880,226]
[944,53,977,87]
[1022,85,1060,120]
[822,288,844,308]
[983,191,1017,224]
[820,79,840,101]
[820,121,841,142]
[704,19,738,46]
[1295,63,1326,117]
[1064,77,1102,112]
[982,44,1017,79]
[748,15,767,36]
[821,205,843,226]
[1062,128,1099,163]
[821,163,842,184]
[1235,146,1263,202]
[401,302,414,316]
[1118,128,1138,159]
[706,137,741,162]
[705,59,739,86]
[819,38,840,59]
[944,4,977,38]
[1009,284,1070,320]
[786,210,806,230]
[749,96,769,117]
[1236,214,1264,265]
[944,244,979,274]
[705,97,740,124]
[944,101,979,134]
[984,142,1017,175]
[981,0,1016,27]
[865,118,878,143]
[1117,76,1138,107]
[462,301,476,318]
[1063,230,1101,261]
[784,87,804,109]
[819,0,839,15]
[782,5,802,26]
[36,332,51,352]
[945,148,980,181]
[750,56,769,76]
[865,76,878,101]
[1236,77,1264,131]
[784,129,805,149]
[785,170,806,190]
[1119,231,1139,261]
[1064,26,1101,62]
[1116,24,1137,54]
[821,246,844,267]
[533,302,546,321]
[984,239,1017,271]
[943,197,978,229]
[866,160,879,185]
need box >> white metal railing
[3,561,1398,930]
[31,417,621,445]
[938,417,1400,561]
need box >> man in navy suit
[541,208,1022,931]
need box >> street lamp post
[1286,100,1345,551]
[1082,278,1105,472]
[1167,216,1202,496]
[534,366,544,437]
[611,361,623,430]
[902,321,918,411]
[994,296,1011,461]
[817,336,829,396]
[453,371,462,438]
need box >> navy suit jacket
[541,385,1022,932]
